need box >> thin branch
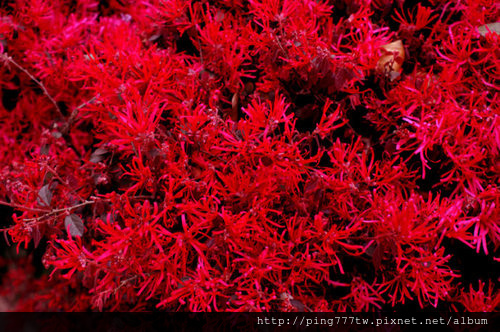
[0,199,98,234]
[0,200,50,213]
[61,94,100,135]
[0,52,63,117]
[20,199,97,223]
[45,165,85,201]
[200,149,226,162]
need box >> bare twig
[0,199,98,234]
[44,165,85,201]
[0,52,63,117]
[61,94,100,134]
[21,199,97,223]
[0,200,50,213]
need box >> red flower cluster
[0,0,498,312]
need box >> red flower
[0,0,498,312]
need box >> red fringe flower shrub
[0,0,498,312]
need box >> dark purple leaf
[65,214,84,237]
[37,184,52,207]
[334,67,356,91]
[373,244,383,270]
[90,148,108,163]
[40,144,50,155]
[290,299,306,311]
[51,131,62,139]
[32,226,41,248]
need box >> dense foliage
[0,0,498,311]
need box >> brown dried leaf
[477,22,500,37]
[376,40,405,79]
